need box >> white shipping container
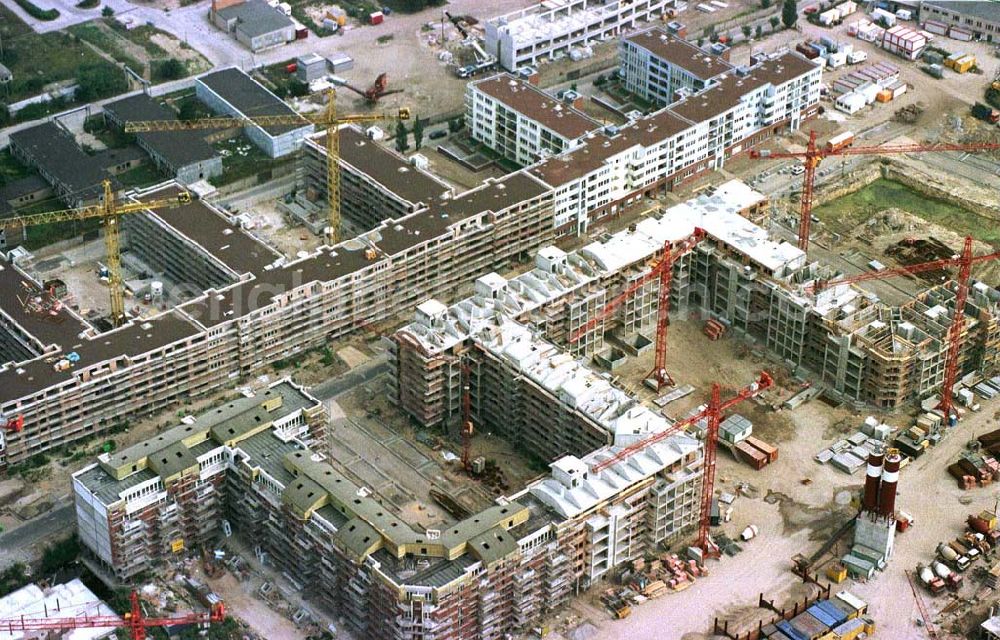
[923,20,948,35]
[950,27,973,42]
[820,8,840,25]
[872,8,896,27]
[895,9,911,21]
[839,1,857,16]
[836,91,866,114]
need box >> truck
[826,131,855,153]
[932,561,963,589]
[937,543,970,571]
[918,564,945,593]
[951,539,980,562]
[973,102,1000,124]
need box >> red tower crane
[905,569,939,638]
[461,361,474,473]
[591,371,773,554]
[810,235,1000,418]
[750,130,1000,251]
[0,591,224,640]
[2,414,24,433]
[570,228,706,391]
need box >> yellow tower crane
[123,91,411,244]
[2,181,191,326]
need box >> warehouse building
[920,1,1000,43]
[466,74,602,166]
[196,68,314,158]
[210,0,296,52]
[104,94,223,185]
[8,123,120,207]
[620,27,734,105]
[486,0,678,71]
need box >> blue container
[776,620,808,640]
[815,600,848,626]
[949,414,958,427]
[807,603,838,629]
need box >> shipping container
[876,89,892,103]
[790,611,829,639]
[922,19,948,36]
[735,441,767,469]
[949,26,973,41]
[776,620,808,640]
[369,10,384,25]
[806,603,838,629]
[832,618,867,640]
[745,436,778,462]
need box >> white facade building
[486,0,678,71]
[527,50,821,235]
[466,74,602,166]
[620,27,734,105]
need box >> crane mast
[124,90,410,244]
[751,130,1000,251]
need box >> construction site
[2,0,1000,639]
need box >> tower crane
[570,228,705,391]
[0,590,225,640]
[810,235,1000,418]
[905,569,938,638]
[750,130,1000,251]
[591,371,773,555]
[1,181,191,327]
[123,90,411,244]
[461,360,474,473]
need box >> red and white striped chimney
[862,449,883,514]
[878,449,902,519]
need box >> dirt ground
[329,377,543,527]
[241,200,324,259]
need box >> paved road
[310,354,389,400]
[0,499,75,570]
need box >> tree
[178,99,200,121]
[760,0,771,7]
[395,120,409,154]
[769,15,780,29]
[156,58,185,80]
[287,79,309,97]
[781,0,797,29]
[742,25,752,39]
[447,117,463,133]
[75,62,127,102]
[412,116,424,150]
[101,4,113,17]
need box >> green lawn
[813,178,1000,246]
[0,5,106,104]
[67,23,143,73]
[115,163,164,189]
[209,135,286,187]
[0,149,35,186]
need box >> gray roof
[198,67,309,137]
[216,0,294,38]
[104,95,219,170]
[8,122,114,201]
[923,1,1000,23]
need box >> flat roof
[531,108,694,187]
[334,126,453,207]
[625,27,734,80]
[198,68,310,137]
[8,123,112,200]
[670,50,818,123]
[0,305,201,402]
[366,171,551,256]
[471,74,601,140]
[104,94,219,169]
[135,184,281,276]
[215,0,294,37]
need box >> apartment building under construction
[390,180,1000,442]
[73,367,703,638]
